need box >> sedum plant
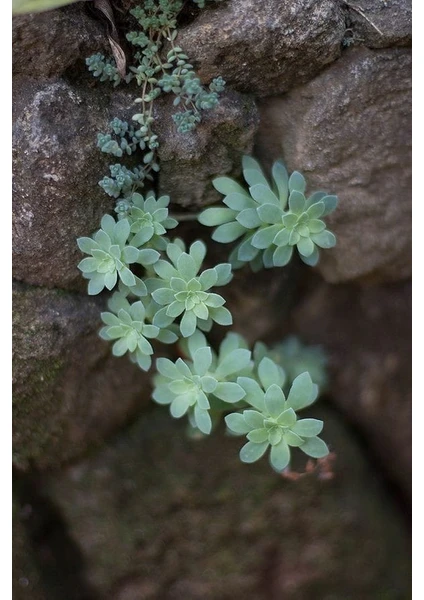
[199,156,338,271]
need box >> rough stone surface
[12,78,117,291]
[290,276,411,497]
[43,407,411,599]
[178,0,346,97]
[13,282,150,471]
[157,90,259,208]
[12,4,108,80]
[342,0,412,49]
[256,47,411,283]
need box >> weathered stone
[12,78,116,291]
[256,47,411,283]
[290,277,411,497]
[43,407,411,599]
[342,0,411,49]
[177,0,346,97]
[13,282,150,470]
[12,4,108,80]
[157,90,259,208]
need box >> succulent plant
[124,191,178,251]
[146,240,233,337]
[77,214,159,295]
[199,156,338,270]
[152,330,251,433]
[225,365,328,472]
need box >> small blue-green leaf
[180,309,197,338]
[239,441,269,463]
[270,439,290,471]
[119,266,136,287]
[198,207,236,226]
[213,177,249,197]
[170,395,191,418]
[288,191,306,214]
[214,382,246,403]
[288,171,306,194]
[257,203,283,224]
[194,405,212,434]
[311,231,336,249]
[212,222,246,243]
[251,224,281,249]
[271,161,289,207]
[297,236,315,257]
[216,348,252,378]
[177,253,198,280]
[321,195,338,216]
[225,412,251,434]
[264,384,285,417]
[243,409,264,429]
[209,306,232,326]
[299,436,329,458]
[247,428,269,443]
[273,245,293,267]
[249,184,280,206]
[223,192,255,211]
[286,372,314,411]
[292,419,323,438]
[258,357,282,390]
[276,408,296,427]
[152,287,175,305]
[236,208,262,229]
[237,377,265,411]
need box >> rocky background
[12,0,411,598]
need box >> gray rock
[12,4,108,80]
[12,78,115,291]
[256,47,411,283]
[341,0,411,49]
[13,282,150,470]
[290,278,411,497]
[177,0,346,97]
[157,91,259,208]
[43,407,411,599]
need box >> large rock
[342,0,411,49]
[13,282,150,470]
[157,90,259,208]
[12,4,108,80]
[12,79,115,291]
[178,0,346,97]
[256,47,411,283]
[43,407,411,599]
[290,277,411,497]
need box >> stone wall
[13,1,411,597]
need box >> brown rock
[157,90,259,208]
[177,0,346,97]
[290,277,411,497]
[256,47,411,283]
[43,407,411,599]
[342,0,411,49]
[12,4,108,80]
[13,282,150,470]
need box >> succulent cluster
[199,156,338,270]
[152,330,329,470]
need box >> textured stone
[290,277,411,497]
[157,90,259,208]
[177,0,346,97]
[12,78,116,290]
[342,0,411,49]
[256,47,411,283]
[12,4,107,80]
[13,282,150,470]
[43,407,411,599]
